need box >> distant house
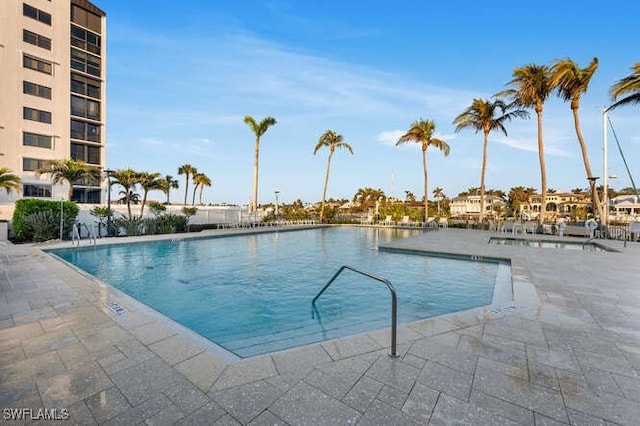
[450,195,506,218]
[520,192,590,219]
[610,194,640,222]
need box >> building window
[71,95,100,120]
[71,142,101,165]
[72,188,101,204]
[71,75,101,99]
[23,107,52,123]
[71,4,101,33]
[23,3,51,26]
[23,29,51,50]
[23,184,52,198]
[23,54,53,75]
[23,132,52,148]
[71,48,101,77]
[71,24,101,55]
[71,120,101,143]
[23,81,52,99]
[23,157,47,172]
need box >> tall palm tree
[159,174,179,204]
[550,57,604,220]
[313,130,353,222]
[453,98,528,223]
[178,164,197,206]
[396,119,450,221]
[137,171,162,216]
[35,159,101,201]
[0,168,22,194]
[432,187,445,216]
[244,115,277,213]
[609,62,640,110]
[500,64,553,223]
[192,173,212,205]
[111,168,139,218]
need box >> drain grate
[490,304,518,315]
[105,301,128,315]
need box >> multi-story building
[521,192,590,219]
[0,0,106,218]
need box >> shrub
[12,199,79,241]
[148,201,166,216]
[155,213,188,233]
[113,216,144,236]
[22,210,76,242]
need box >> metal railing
[312,264,399,358]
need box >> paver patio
[1,228,639,424]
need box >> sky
[100,0,639,206]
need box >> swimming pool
[49,227,510,358]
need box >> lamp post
[104,169,114,236]
[274,190,279,220]
[603,108,609,228]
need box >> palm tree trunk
[422,147,429,222]
[126,192,132,218]
[199,186,204,205]
[67,184,74,201]
[192,185,198,206]
[166,188,170,204]
[140,191,148,216]
[183,175,189,206]
[479,130,489,224]
[572,105,604,220]
[536,106,547,224]
[320,151,333,222]
[252,138,260,213]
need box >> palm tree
[432,187,445,216]
[396,119,450,221]
[453,98,528,223]
[159,175,179,204]
[192,172,212,205]
[313,130,353,222]
[550,57,604,220]
[609,62,640,110]
[35,159,101,200]
[500,64,554,223]
[137,172,162,216]
[111,168,139,218]
[353,187,386,211]
[244,115,277,213]
[0,168,22,194]
[178,164,197,206]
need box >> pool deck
[1,227,640,425]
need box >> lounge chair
[512,220,524,235]
[438,218,448,228]
[382,215,394,226]
[399,216,411,227]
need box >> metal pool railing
[312,264,399,358]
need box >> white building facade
[0,0,106,219]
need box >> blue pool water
[49,227,509,357]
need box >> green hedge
[12,199,79,241]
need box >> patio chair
[512,220,524,235]
[382,215,394,226]
[399,216,411,226]
[438,218,448,228]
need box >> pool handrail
[312,264,399,358]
